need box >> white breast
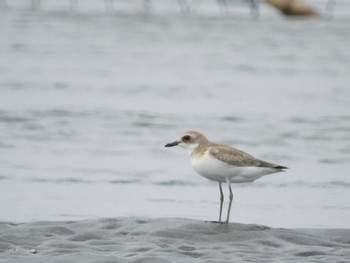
[190,151,280,183]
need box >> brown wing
[209,144,287,169]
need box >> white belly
[191,152,280,183]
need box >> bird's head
[165,130,208,150]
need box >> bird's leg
[224,181,233,224]
[250,0,259,19]
[178,0,190,14]
[219,182,224,223]
[206,182,224,224]
[217,0,228,16]
[143,0,153,12]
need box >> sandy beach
[1,217,350,263]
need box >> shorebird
[165,130,288,224]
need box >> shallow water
[1,0,350,228]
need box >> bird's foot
[205,220,228,224]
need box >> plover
[165,130,288,224]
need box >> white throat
[186,143,199,155]
[178,142,199,155]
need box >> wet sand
[1,217,350,263]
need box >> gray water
[1,0,350,228]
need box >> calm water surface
[1,0,350,228]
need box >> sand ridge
[1,218,350,263]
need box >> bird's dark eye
[182,135,191,142]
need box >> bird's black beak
[165,141,180,147]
